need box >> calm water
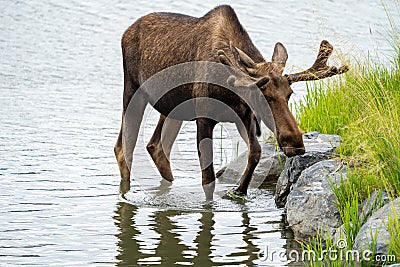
[0,0,396,266]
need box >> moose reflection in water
[114,5,348,200]
[114,179,300,266]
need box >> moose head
[218,40,348,157]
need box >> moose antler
[217,43,256,74]
[217,49,269,89]
[286,40,349,84]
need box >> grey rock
[217,142,286,188]
[383,265,400,267]
[302,131,341,152]
[353,197,400,256]
[217,132,340,190]
[359,190,390,224]
[275,132,341,207]
[332,224,347,245]
[285,159,346,240]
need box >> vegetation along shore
[295,13,400,266]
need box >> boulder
[285,159,346,239]
[217,131,340,189]
[275,132,341,207]
[332,191,390,248]
[359,190,390,224]
[353,197,400,256]
[217,142,286,188]
[332,224,347,246]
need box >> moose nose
[279,136,305,157]
[282,146,305,157]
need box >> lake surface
[0,0,397,266]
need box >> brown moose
[114,5,348,200]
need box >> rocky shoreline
[218,132,399,258]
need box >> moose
[114,5,348,200]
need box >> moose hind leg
[115,122,131,179]
[146,115,182,182]
[115,93,147,180]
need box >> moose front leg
[196,118,217,200]
[233,116,261,197]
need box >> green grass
[297,52,400,197]
[295,22,400,266]
[388,210,400,261]
[303,234,344,267]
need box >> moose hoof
[225,189,246,202]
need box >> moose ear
[230,42,256,69]
[272,42,288,73]
[226,74,269,89]
[256,76,270,88]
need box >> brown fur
[115,5,307,199]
